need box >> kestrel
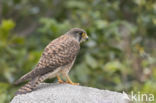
[15,28,88,95]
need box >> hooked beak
[82,32,88,41]
[86,35,88,40]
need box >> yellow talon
[66,81,79,85]
[57,75,64,84]
[65,74,79,85]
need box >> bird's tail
[14,72,32,85]
[15,76,44,95]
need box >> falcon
[15,28,88,95]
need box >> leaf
[74,63,89,83]
[66,1,87,9]
[1,19,15,31]
[0,20,15,42]
[104,60,123,73]
[95,20,108,29]
[85,54,98,69]
[0,82,9,94]
[10,36,25,44]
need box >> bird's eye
[78,32,83,41]
[79,32,83,36]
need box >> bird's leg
[65,74,79,85]
[57,75,64,83]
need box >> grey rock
[11,83,130,103]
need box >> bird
[15,28,88,95]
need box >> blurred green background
[0,0,156,103]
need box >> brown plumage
[15,28,88,95]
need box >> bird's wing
[34,37,80,77]
[15,35,80,84]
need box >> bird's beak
[82,32,88,40]
[86,36,88,40]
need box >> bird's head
[66,28,88,43]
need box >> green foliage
[0,0,156,102]
[0,20,41,103]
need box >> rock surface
[11,83,130,103]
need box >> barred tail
[14,72,32,85]
[15,81,34,95]
[15,76,45,95]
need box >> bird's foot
[58,80,65,84]
[64,74,79,85]
[57,75,65,84]
[66,81,79,85]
